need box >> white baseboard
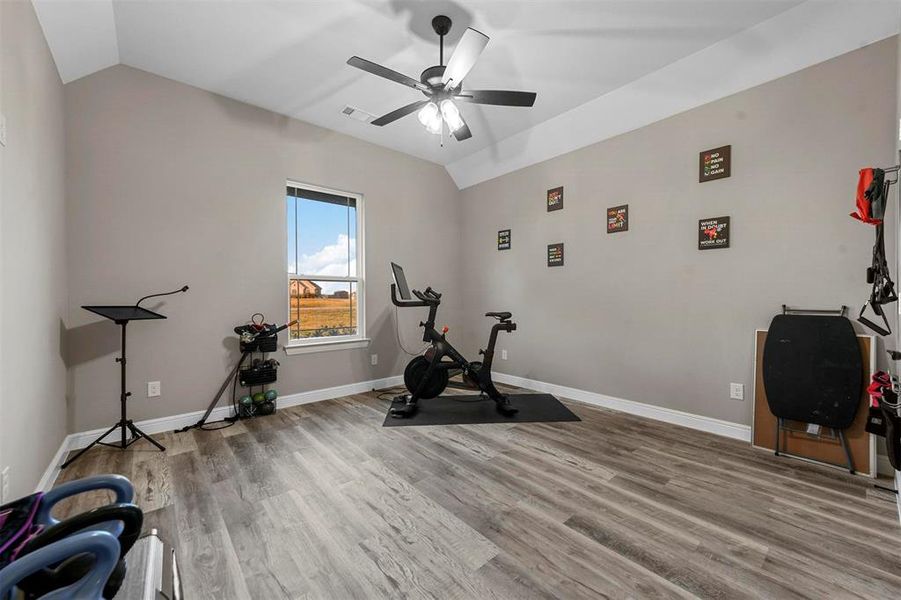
[36,375,403,492]
[36,371,901,527]
[877,455,896,478]
[36,436,73,493]
[494,372,752,442]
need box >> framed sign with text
[547,186,564,211]
[699,145,731,183]
[698,216,730,250]
[547,243,564,266]
[607,204,629,233]
[498,229,511,250]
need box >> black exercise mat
[382,393,581,427]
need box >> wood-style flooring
[54,388,901,599]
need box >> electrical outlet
[0,112,7,147]
[730,383,744,400]
[1,467,10,503]
[147,381,161,397]
[370,354,378,366]
[501,349,508,360]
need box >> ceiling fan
[346,15,537,141]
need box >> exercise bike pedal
[390,395,419,418]
[495,398,519,417]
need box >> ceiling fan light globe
[417,102,439,126]
[440,99,464,132]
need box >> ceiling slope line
[32,0,120,84]
[445,0,901,190]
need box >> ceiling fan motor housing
[420,65,448,90]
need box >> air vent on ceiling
[342,105,374,123]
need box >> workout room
[2,1,901,598]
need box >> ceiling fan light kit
[418,101,443,134]
[439,100,465,133]
[346,15,537,143]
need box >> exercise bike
[390,262,518,418]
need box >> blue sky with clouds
[287,194,357,295]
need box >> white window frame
[285,181,367,355]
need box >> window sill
[284,337,371,355]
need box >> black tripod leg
[128,422,166,452]
[838,428,854,474]
[774,418,781,457]
[61,423,120,469]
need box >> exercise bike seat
[485,311,512,321]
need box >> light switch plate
[0,112,7,146]
[147,381,161,397]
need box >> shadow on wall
[61,301,172,368]
[209,90,337,146]
[389,0,473,44]
[369,302,395,349]
[60,318,120,368]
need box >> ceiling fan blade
[441,28,489,89]
[347,56,429,92]
[371,100,429,126]
[456,90,537,107]
[452,116,472,141]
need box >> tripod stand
[62,306,170,469]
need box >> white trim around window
[285,180,366,353]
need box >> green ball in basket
[252,392,266,404]
[264,389,278,402]
[239,395,253,407]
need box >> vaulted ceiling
[32,1,900,188]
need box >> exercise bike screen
[391,262,412,300]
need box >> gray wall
[62,38,900,439]
[0,0,68,497]
[458,38,898,427]
[65,65,461,432]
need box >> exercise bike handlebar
[418,287,441,301]
[391,284,441,307]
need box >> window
[286,183,364,350]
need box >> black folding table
[62,306,168,468]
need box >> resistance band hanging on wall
[851,165,899,336]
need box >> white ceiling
[32,1,901,187]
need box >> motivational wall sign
[497,229,511,251]
[547,243,564,267]
[607,204,629,234]
[699,145,731,183]
[547,186,564,212]
[698,216,730,250]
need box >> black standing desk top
[82,305,167,322]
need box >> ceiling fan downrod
[432,15,452,66]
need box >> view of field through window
[287,187,358,340]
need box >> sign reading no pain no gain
[699,145,731,183]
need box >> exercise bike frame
[391,283,517,418]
